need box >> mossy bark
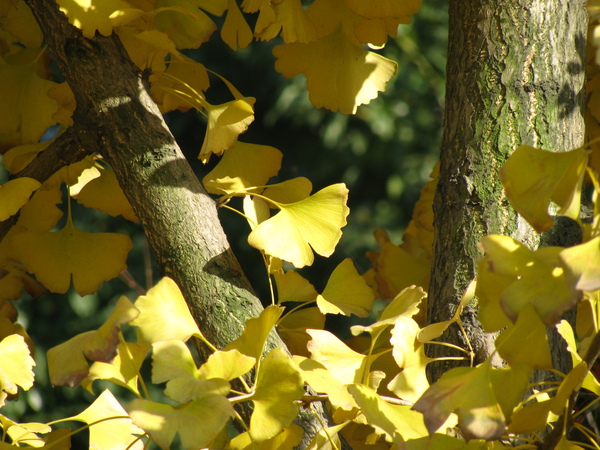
[22,1,325,446]
[428,0,587,382]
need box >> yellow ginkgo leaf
[317,258,375,317]
[274,270,319,304]
[17,188,63,232]
[556,320,600,395]
[248,183,349,268]
[354,16,407,48]
[202,141,283,195]
[0,58,59,144]
[256,0,316,43]
[127,396,235,450]
[56,0,140,39]
[348,384,428,444]
[500,145,589,232]
[199,97,256,162]
[150,55,210,113]
[0,334,35,408]
[48,82,76,126]
[117,27,172,73]
[74,167,138,222]
[230,426,303,450]
[130,277,202,346]
[0,0,43,48]
[278,307,324,356]
[11,220,132,295]
[5,421,51,448]
[154,0,222,47]
[221,0,253,50]
[81,341,148,396]
[47,296,139,387]
[224,304,283,360]
[70,389,144,450]
[496,304,552,369]
[412,360,506,441]
[273,27,397,114]
[2,141,50,174]
[559,236,600,292]
[250,348,304,442]
[261,177,313,204]
[0,178,40,221]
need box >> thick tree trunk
[21,1,324,446]
[428,0,587,382]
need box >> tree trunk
[428,0,587,382]
[22,1,325,446]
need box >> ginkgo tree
[1,0,600,449]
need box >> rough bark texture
[428,0,587,382]
[19,1,325,446]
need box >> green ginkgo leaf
[202,141,283,195]
[11,220,133,295]
[500,145,588,232]
[70,389,144,450]
[47,296,139,387]
[316,258,375,317]
[0,178,40,221]
[127,396,235,450]
[130,277,202,346]
[248,183,349,268]
[250,348,304,442]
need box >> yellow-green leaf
[130,277,202,346]
[0,334,35,407]
[248,183,349,268]
[225,304,284,360]
[199,97,256,162]
[70,389,144,450]
[56,0,140,38]
[412,360,506,441]
[273,27,397,114]
[250,348,304,442]
[127,396,234,450]
[11,221,132,295]
[275,270,319,304]
[0,178,40,221]
[230,425,303,450]
[559,236,600,292]
[47,296,139,387]
[348,384,428,443]
[500,145,588,232]
[202,141,283,195]
[317,258,375,317]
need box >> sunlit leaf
[500,145,588,232]
[202,141,283,195]
[304,421,347,450]
[199,97,256,162]
[11,220,133,295]
[221,0,253,50]
[316,258,375,317]
[412,360,506,441]
[559,236,600,292]
[293,356,357,411]
[478,234,579,326]
[273,27,397,114]
[127,396,234,449]
[56,0,140,38]
[5,420,51,448]
[225,304,284,360]
[81,341,148,396]
[275,270,319,304]
[117,27,173,73]
[250,348,304,442]
[230,425,303,450]
[556,320,600,395]
[0,334,35,407]
[256,0,316,43]
[278,307,325,357]
[261,177,313,204]
[70,389,144,450]
[374,241,431,296]
[349,384,428,444]
[74,167,138,222]
[154,0,217,49]
[130,277,202,346]
[248,184,349,268]
[47,296,139,387]
[0,178,40,221]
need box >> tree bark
[21,1,325,446]
[428,0,587,381]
